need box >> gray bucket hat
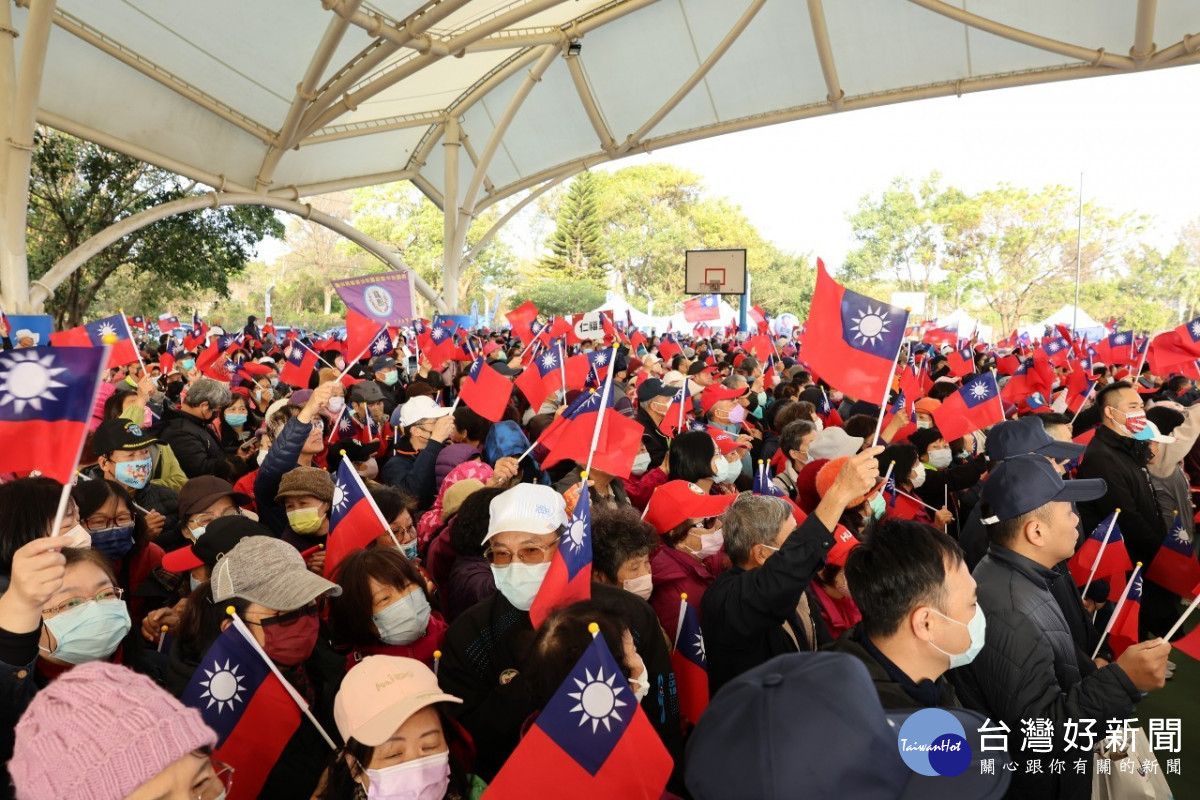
[211,536,341,610]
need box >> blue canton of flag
[412,319,427,336]
[1109,330,1132,348]
[1128,574,1143,604]
[217,332,243,351]
[686,419,709,432]
[286,346,306,369]
[817,389,833,416]
[1162,512,1192,557]
[889,389,906,416]
[587,348,611,372]
[839,289,905,358]
[561,483,592,581]
[83,314,129,346]
[537,631,634,775]
[0,347,107,422]
[1027,393,1048,411]
[700,295,718,309]
[962,373,1000,407]
[535,344,563,379]
[368,328,394,357]
[561,384,615,420]
[676,603,706,670]
[884,470,898,505]
[192,312,204,333]
[753,463,786,498]
[163,338,178,359]
[180,624,272,745]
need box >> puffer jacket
[152,405,234,480]
[1148,404,1200,538]
[950,545,1141,800]
[1076,425,1165,565]
[253,415,316,537]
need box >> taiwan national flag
[671,598,709,724]
[1065,367,1096,414]
[516,343,564,409]
[180,617,303,800]
[1107,573,1143,659]
[945,345,975,378]
[1067,512,1132,587]
[53,314,139,369]
[279,345,318,388]
[127,314,146,330]
[1040,336,1072,367]
[1148,330,1198,376]
[922,325,958,347]
[529,482,592,628]
[743,333,774,363]
[484,630,672,799]
[0,346,109,482]
[157,313,180,332]
[803,260,907,403]
[324,458,390,578]
[930,372,1003,442]
[1096,330,1136,366]
[657,380,692,437]
[1146,510,1200,598]
[657,332,683,362]
[752,460,787,498]
[458,357,513,422]
[683,294,721,323]
[1174,315,1200,357]
[506,300,540,343]
[159,338,179,375]
[539,386,642,479]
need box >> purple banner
[331,270,416,326]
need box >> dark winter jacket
[824,624,960,710]
[380,437,446,511]
[153,405,234,480]
[254,414,317,537]
[1076,425,1166,565]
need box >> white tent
[933,308,993,345]
[589,292,670,331]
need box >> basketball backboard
[685,249,747,295]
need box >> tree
[509,278,607,318]
[538,171,609,285]
[27,128,283,327]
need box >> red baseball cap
[826,527,860,567]
[700,383,747,415]
[642,481,737,534]
[707,425,743,455]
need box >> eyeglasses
[390,524,417,541]
[309,419,325,432]
[411,424,434,435]
[245,603,319,629]
[43,587,124,616]
[484,537,560,566]
[82,512,136,532]
[189,507,241,527]
[194,759,234,800]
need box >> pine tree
[539,171,609,285]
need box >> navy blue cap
[980,454,1106,524]
[985,416,1084,461]
[685,652,1009,800]
[636,378,677,403]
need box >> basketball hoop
[705,280,722,295]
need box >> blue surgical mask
[269,377,279,388]
[400,539,419,562]
[372,591,432,646]
[491,562,550,611]
[929,605,986,668]
[40,599,132,664]
[869,493,886,519]
[225,412,248,427]
[112,458,152,491]
[189,574,203,592]
[180,359,196,372]
[90,524,135,560]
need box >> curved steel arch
[28,191,446,313]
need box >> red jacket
[648,544,723,638]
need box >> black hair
[591,504,659,583]
[1146,405,1186,437]
[908,427,946,457]
[668,430,717,484]
[1165,375,1193,395]
[0,477,72,573]
[453,405,492,443]
[328,548,429,646]
[1095,380,1134,410]
[369,485,418,524]
[1036,412,1073,430]
[841,414,878,443]
[524,599,635,708]
[979,501,1050,547]
[71,478,150,592]
[844,519,965,639]
[927,382,959,402]
[448,486,505,557]
[878,444,920,490]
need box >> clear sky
[596,62,1200,270]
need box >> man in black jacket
[953,455,1170,800]
[152,377,236,480]
[828,518,969,710]
[634,379,676,470]
[1076,381,1173,638]
[380,394,455,509]
[702,446,882,696]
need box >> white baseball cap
[14,329,36,343]
[398,395,451,428]
[484,484,567,542]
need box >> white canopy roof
[20,0,1200,209]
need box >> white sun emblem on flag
[968,380,991,400]
[198,659,246,713]
[431,327,446,341]
[0,351,68,413]
[568,665,628,733]
[94,321,119,344]
[371,338,389,355]
[564,513,588,555]
[540,352,558,370]
[331,482,348,515]
[849,306,891,346]
[692,633,706,664]
[1113,333,1127,344]
[593,351,608,367]
[1191,321,1200,339]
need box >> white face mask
[928,448,952,469]
[812,417,824,433]
[714,458,741,484]
[491,562,551,611]
[910,467,927,489]
[622,572,653,601]
[631,452,652,476]
[928,605,987,669]
[629,653,651,703]
[915,419,932,429]
[685,528,723,559]
[62,524,92,549]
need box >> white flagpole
[675,593,690,649]
[226,610,337,750]
[1081,510,1121,599]
[1163,590,1200,642]
[583,345,618,477]
[1091,563,1142,661]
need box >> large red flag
[802,260,907,403]
[539,386,641,479]
[515,343,565,409]
[51,314,139,369]
[324,459,391,578]
[930,373,1004,442]
[945,344,976,378]
[529,483,592,628]
[458,357,513,422]
[1173,315,1200,357]
[682,295,721,322]
[484,631,672,799]
[1146,511,1200,598]
[279,344,318,387]
[1148,331,1197,376]
[506,300,539,343]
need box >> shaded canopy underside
[20,0,1200,213]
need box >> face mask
[868,493,886,520]
[287,507,326,535]
[491,562,551,611]
[90,524,135,560]
[62,524,92,549]
[715,458,741,485]
[113,458,152,491]
[910,468,927,489]
[180,359,196,372]
[327,396,345,414]
[373,591,432,646]
[257,448,269,466]
[382,371,399,386]
[1112,408,1148,437]
[629,654,650,703]
[399,539,419,562]
[269,377,280,388]
[623,573,653,601]
[631,452,652,476]
[928,449,952,469]
[363,752,450,800]
[725,404,746,425]
[190,524,207,540]
[928,605,986,669]
[189,574,202,592]
[686,528,724,559]
[225,412,248,427]
[812,417,824,433]
[262,612,319,666]
[757,391,768,407]
[916,419,932,429]
[41,599,131,664]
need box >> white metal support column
[441,115,461,312]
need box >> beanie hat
[11,661,216,800]
[816,457,870,507]
[275,465,335,503]
[914,397,942,416]
[795,458,829,513]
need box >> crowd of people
[0,314,1195,800]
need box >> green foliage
[509,279,607,318]
[27,128,283,327]
[538,171,609,285]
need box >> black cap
[91,419,156,455]
[685,652,1010,799]
[985,416,1084,461]
[981,454,1106,523]
[161,515,266,573]
[348,381,385,404]
[636,378,678,404]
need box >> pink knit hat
[10,661,216,800]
